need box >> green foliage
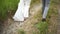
[0,0,19,21]
[36,21,48,34]
[17,29,25,34]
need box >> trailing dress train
[13,0,31,21]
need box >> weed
[35,21,48,34]
[17,29,25,34]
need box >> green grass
[35,21,48,34]
[0,0,19,21]
[17,29,25,34]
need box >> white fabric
[24,0,31,17]
[13,0,31,21]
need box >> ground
[0,0,59,34]
[57,4,60,34]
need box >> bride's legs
[23,0,31,18]
[13,0,24,21]
[13,0,31,21]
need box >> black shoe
[42,18,46,22]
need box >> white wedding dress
[13,0,31,21]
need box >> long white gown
[13,0,31,21]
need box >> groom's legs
[42,0,50,21]
[42,0,46,14]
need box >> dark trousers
[42,0,50,21]
[42,0,50,14]
[42,0,45,14]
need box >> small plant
[17,29,25,34]
[36,21,48,34]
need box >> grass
[46,0,58,34]
[17,29,25,34]
[31,0,40,5]
[35,21,48,34]
[0,0,19,21]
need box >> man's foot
[42,18,46,22]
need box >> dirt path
[57,9,60,34]
[2,4,42,34]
